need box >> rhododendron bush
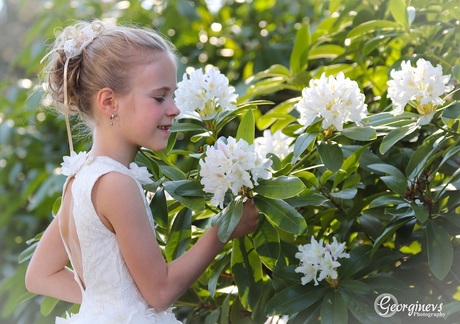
[7,0,460,323]
[136,2,460,322]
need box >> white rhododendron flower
[295,72,368,131]
[199,136,272,208]
[175,67,238,119]
[254,129,294,160]
[387,58,454,116]
[295,237,350,286]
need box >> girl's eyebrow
[150,86,173,93]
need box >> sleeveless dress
[56,152,181,324]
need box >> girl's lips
[157,125,171,131]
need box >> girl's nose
[169,100,181,117]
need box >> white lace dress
[56,152,181,324]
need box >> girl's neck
[90,132,137,168]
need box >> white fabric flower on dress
[254,129,294,160]
[387,58,454,116]
[199,136,272,208]
[295,72,368,131]
[61,151,88,177]
[129,163,154,185]
[295,236,350,286]
[175,67,238,119]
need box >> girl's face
[115,52,180,153]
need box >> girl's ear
[96,87,116,117]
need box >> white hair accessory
[63,24,98,59]
[41,21,104,153]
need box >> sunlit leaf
[290,22,311,74]
[254,196,307,235]
[165,208,192,261]
[254,176,305,199]
[231,236,263,310]
[236,108,255,144]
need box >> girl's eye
[154,97,165,103]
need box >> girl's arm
[94,172,259,312]
[25,217,83,304]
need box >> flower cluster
[254,129,294,161]
[199,136,273,208]
[175,67,238,119]
[387,58,454,116]
[295,237,350,286]
[295,72,368,131]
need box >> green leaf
[317,141,343,172]
[208,253,231,298]
[253,218,280,270]
[410,202,429,223]
[389,0,408,27]
[264,284,327,316]
[150,187,168,229]
[236,108,255,144]
[290,22,311,74]
[165,208,192,261]
[308,44,345,60]
[163,180,205,211]
[18,241,37,264]
[441,102,460,119]
[254,176,305,199]
[292,132,318,163]
[40,296,60,317]
[213,198,244,243]
[406,133,444,179]
[368,163,405,178]
[231,236,263,310]
[171,121,207,133]
[254,195,307,235]
[174,180,206,197]
[247,64,292,82]
[340,245,372,277]
[340,280,371,295]
[439,212,460,228]
[379,124,418,154]
[368,195,406,208]
[340,126,376,141]
[371,216,415,255]
[340,290,382,324]
[426,221,453,280]
[320,290,348,324]
[380,175,407,195]
[437,145,460,172]
[452,65,460,82]
[347,20,402,40]
[330,188,357,199]
[443,301,460,320]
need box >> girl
[25,19,259,323]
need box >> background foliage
[1,0,460,323]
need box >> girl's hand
[230,199,259,240]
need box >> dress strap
[56,177,86,294]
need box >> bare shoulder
[92,171,148,232]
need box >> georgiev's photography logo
[374,293,445,319]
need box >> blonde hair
[42,19,176,126]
